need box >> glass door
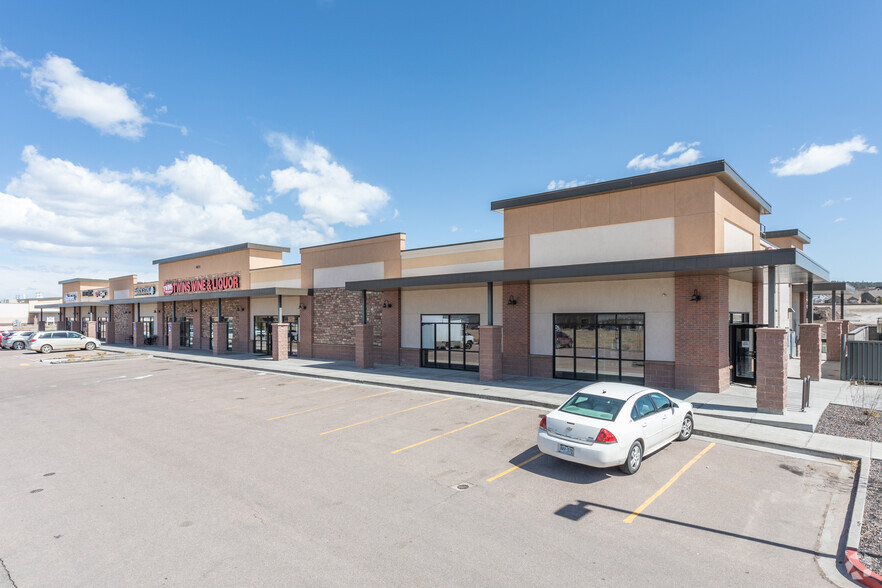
[420,314,479,371]
[730,323,764,385]
[180,317,194,348]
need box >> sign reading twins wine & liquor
[163,274,241,295]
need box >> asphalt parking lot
[0,350,856,586]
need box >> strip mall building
[41,161,841,395]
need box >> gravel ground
[815,403,882,576]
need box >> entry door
[730,324,764,385]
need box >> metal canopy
[345,248,830,291]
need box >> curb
[846,548,882,588]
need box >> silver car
[2,331,36,350]
[28,331,101,353]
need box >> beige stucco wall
[158,249,261,290]
[249,295,300,333]
[530,278,675,361]
[401,240,504,277]
[729,279,752,315]
[251,264,302,288]
[766,236,804,250]
[400,286,504,348]
[530,218,675,267]
[301,234,404,289]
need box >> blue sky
[1,1,879,299]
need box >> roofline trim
[489,160,772,215]
[152,243,290,265]
[762,229,811,244]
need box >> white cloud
[771,135,878,176]
[28,54,149,138]
[268,133,389,227]
[834,217,846,223]
[822,199,835,207]
[451,226,459,232]
[546,179,589,191]
[627,141,702,171]
[0,42,29,69]
[0,146,333,261]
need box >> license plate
[558,444,574,456]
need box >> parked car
[537,382,693,474]
[554,329,573,348]
[28,331,101,353]
[2,331,35,350]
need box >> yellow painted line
[267,390,393,421]
[320,397,452,435]
[623,442,715,524]
[392,406,521,454]
[225,382,349,410]
[486,451,544,482]
[188,398,202,403]
[19,363,30,367]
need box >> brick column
[271,323,288,361]
[298,296,313,358]
[826,320,844,361]
[674,275,730,393]
[167,322,180,350]
[354,324,374,369]
[479,325,503,381]
[502,281,530,376]
[212,322,228,355]
[85,320,97,339]
[38,320,46,331]
[799,323,821,381]
[156,311,165,346]
[105,322,115,343]
[756,327,788,414]
[132,322,144,347]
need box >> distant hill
[848,281,882,289]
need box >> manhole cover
[452,483,472,491]
[43,473,55,477]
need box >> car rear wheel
[13,341,24,350]
[678,414,693,441]
[619,441,643,475]
[85,342,96,351]
[40,344,53,354]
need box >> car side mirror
[672,402,679,409]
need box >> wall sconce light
[237,307,245,312]
[507,295,518,305]
[299,303,307,310]
[382,300,393,308]
[691,289,702,302]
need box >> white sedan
[537,382,693,474]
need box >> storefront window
[553,313,645,384]
[420,314,480,371]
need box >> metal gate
[843,340,882,383]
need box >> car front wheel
[13,341,24,350]
[40,344,52,354]
[619,441,643,475]
[678,414,693,441]
[85,342,96,351]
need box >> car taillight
[539,416,547,431]
[29,338,38,342]
[595,428,617,444]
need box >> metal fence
[842,338,882,383]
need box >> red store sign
[163,275,240,295]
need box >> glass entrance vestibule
[420,314,480,371]
[253,316,298,356]
[553,313,645,384]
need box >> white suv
[28,331,101,353]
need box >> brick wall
[400,348,420,367]
[502,281,530,376]
[112,304,133,342]
[529,355,553,379]
[645,361,675,389]
[752,280,763,325]
[799,323,821,381]
[379,288,400,365]
[674,275,730,393]
[313,288,382,347]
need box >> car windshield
[559,393,625,421]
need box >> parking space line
[320,397,452,435]
[392,406,521,454]
[225,382,349,410]
[486,451,544,482]
[267,390,394,421]
[623,442,715,524]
